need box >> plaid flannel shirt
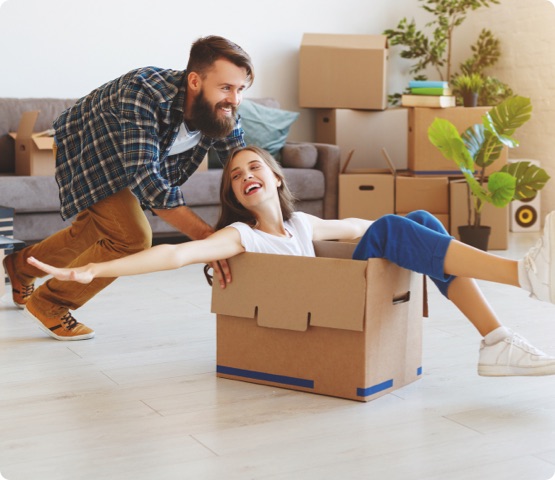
[53,67,245,220]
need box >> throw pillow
[238,100,300,157]
[281,143,318,169]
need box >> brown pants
[14,188,152,316]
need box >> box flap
[16,111,40,139]
[32,135,55,150]
[313,240,356,259]
[211,252,367,332]
[302,33,387,50]
[341,148,398,175]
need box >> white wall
[1,0,555,214]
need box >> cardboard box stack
[299,32,509,249]
[212,241,425,402]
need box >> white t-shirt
[168,122,202,156]
[228,211,316,257]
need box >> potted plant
[427,95,550,250]
[383,0,513,106]
[451,73,484,107]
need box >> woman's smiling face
[229,149,281,209]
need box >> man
[2,35,254,341]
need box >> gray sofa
[0,97,339,243]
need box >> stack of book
[401,80,456,108]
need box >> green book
[410,87,452,96]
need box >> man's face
[188,59,248,138]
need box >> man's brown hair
[187,35,254,86]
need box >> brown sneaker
[24,302,95,341]
[2,253,34,309]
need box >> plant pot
[462,92,478,107]
[458,225,491,251]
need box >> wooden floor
[1,232,555,480]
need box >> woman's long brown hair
[215,146,296,230]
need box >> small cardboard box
[449,181,509,250]
[339,169,395,220]
[9,111,55,176]
[408,107,508,175]
[299,33,388,110]
[212,241,424,402]
[338,149,396,221]
[315,108,408,171]
[395,176,449,214]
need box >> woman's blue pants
[353,210,455,297]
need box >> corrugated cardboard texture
[315,108,408,171]
[299,33,388,110]
[408,107,508,175]
[212,243,424,401]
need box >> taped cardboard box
[408,107,508,175]
[315,108,408,171]
[9,111,55,176]
[299,33,388,110]
[450,180,509,250]
[212,241,424,402]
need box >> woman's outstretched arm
[27,227,245,287]
[305,214,373,241]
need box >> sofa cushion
[238,99,299,157]
[281,143,318,169]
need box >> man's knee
[127,222,152,252]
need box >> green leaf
[500,161,551,200]
[428,118,474,173]
[461,123,504,168]
[487,171,516,207]
[486,96,532,136]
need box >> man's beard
[189,90,237,138]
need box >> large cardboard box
[315,108,408,171]
[9,111,55,176]
[299,33,388,110]
[212,241,424,402]
[408,107,508,175]
[449,181,509,250]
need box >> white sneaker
[522,211,555,302]
[478,332,555,376]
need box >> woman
[28,145,555,377]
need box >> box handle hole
[392,291,410,305]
